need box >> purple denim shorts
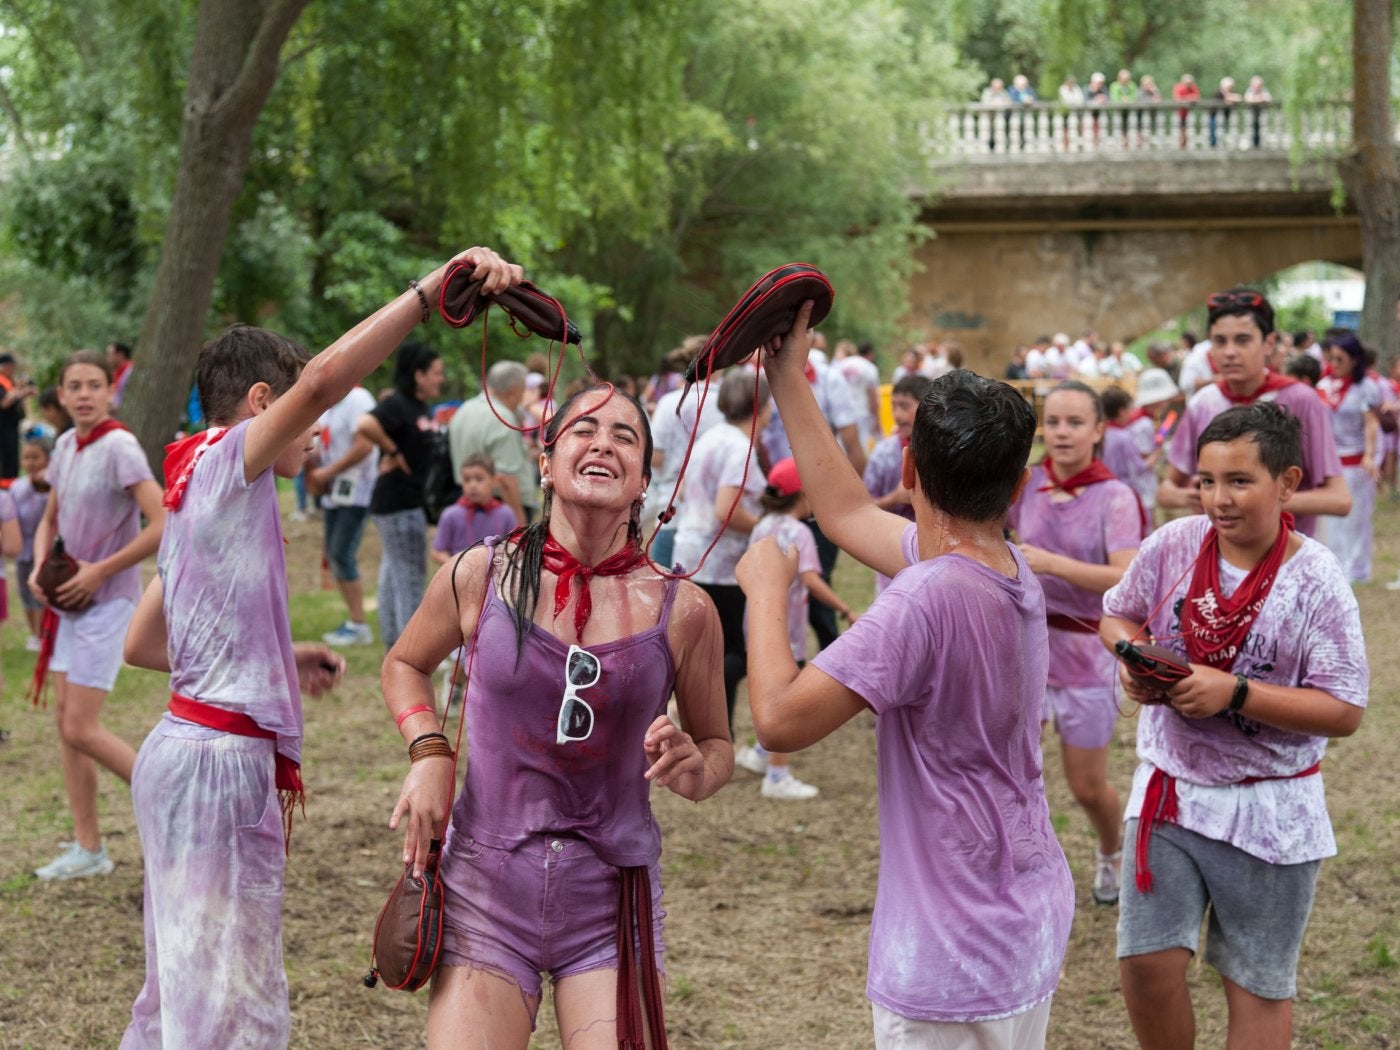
[437,830,665,1007]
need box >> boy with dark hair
[118,246,524,1048]
[1101,401,1366,1050]
[737,303,1074,1048]
[1158,288,1348,535]
[862,373,931,594]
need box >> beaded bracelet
[395,704,436,730]
[408,279,431,325]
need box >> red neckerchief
[74,419,128,451]
[1181,512,1294,670]
[169,694,303,854]
[541,535,645,637]
[1216,370,1294,406]
[898,433,910,449]
[803,360,818,384]
[1039,458,1149,537]
[1107,408,1149,429]
[162,428,229,510]
[458,496,503,516]
[1038,457,1116,494]
[113,360,132,385]
[1316,372,1353,412]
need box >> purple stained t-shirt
[812,528,1073,1022]
[160,419,303,763]
[1008,467,1142,623]
[1169,379,1342,537]
[1104,515,1368,863]
[1319,376,1383,456]
[1102,424,1156,514]
[745,513,821,661]
[432,500,519,557]
[47,426,155,605]
[10,476,47,562]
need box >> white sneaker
[35,844,114,881]
[24,634,41,653]
[1092,849,1123,906]
[1385,572,1400,592]
[287,509,309,523]
[322,621,374,647]
[761,773,819,800]
[734,744,768,776]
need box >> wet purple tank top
[449,549,680,867]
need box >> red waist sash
[1047,613,1100,634]
[1339,452,1364,467]
[169,693,304,853]
[1135,761,1321,892]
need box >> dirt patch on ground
[2,505,1397,1048]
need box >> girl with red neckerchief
[1316,331,1382,583]
[1009,380,1146,908]
[29,349,165,881]
[384,384,731,1049]
[1102,402,1367,1050]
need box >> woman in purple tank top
[383,384,732,1049]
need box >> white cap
[1052,332,1070,347]
[1134,368,1180,407]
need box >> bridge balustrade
[934,101,1355,156]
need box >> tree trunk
[1341,0,1400,360]
[122,0,310,469]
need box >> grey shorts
[1117,819,1320,1000]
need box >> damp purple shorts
[437,830,665,1007]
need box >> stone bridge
[908,100,1393,371]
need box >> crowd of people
[978,69,1275,149]
[0,269,1381,1050]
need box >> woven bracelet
[408,740,455,763]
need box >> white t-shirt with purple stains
[1318,375,1383,456]
[160,420,302,763]
[671,424,764,584]
[811,524,1073,1022]
[1168,379,1342,536]
[1103,515,1368,863]
[745,513,821,662]
[47,426,155,605]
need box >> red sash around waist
[1135,761,1321,892]
[1339,452,1364,467]
[1046,613,1100,634]
[169,693,304,854]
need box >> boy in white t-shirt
[118,246,524,1048]
[1101,401,1367,1049]
[737,303,1073,1049]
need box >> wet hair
[759,488,803,514]
[910,370,1035,522]
[500,384,654,658]
[1047,380,1104,422]
[195,324,310,425]
[393,340,440,399]
[1321,330,1367,378]
[59,349,113,386]
[1197,401,1301,478]
[892,374,933,401]
[716,370,769,422]
[1100,386,1133,419]
[460,451,496,476]
[1207,287,1275,337]
[1284,352,1321,387]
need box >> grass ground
[0,494,1397,1048]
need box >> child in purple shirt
[12,435,52,646]
[430,451,519,564]
[1102,402,1366,1049]
[1008,381,1144,908]
[118,246,524,1048]
[739,316,1073,1050]
[1158,288,1348,535]
[862,373,931,595]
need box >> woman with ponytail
[382,383,731,1050]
